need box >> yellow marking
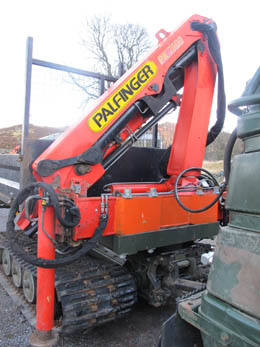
[88,61,157,132]
[158,36,184,65]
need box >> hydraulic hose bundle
[190,20,226,146]
[174,167,224,213]
[7,182,108,268]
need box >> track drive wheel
[2,249,12,276]
[23,270,36,304]
[12,259,23,288]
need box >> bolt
[149,83,159,92]
[147,249,155,254]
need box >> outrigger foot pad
[29,330,59,347]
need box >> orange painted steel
[32,14,216,191]
[113,193,219,236]
[109,182,172,194]
[36,203,55,331]
[27,14,221,244]
[25,15,224,335]
[167,45,216,176]
[71,192,219,240]
[73,196,116,240]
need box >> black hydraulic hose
[8,213,108,268]
[190,21,226,146]
[8,182,80,229]
[174,167,226,213]
[24,223,38,237]
[175,129,238,213]
[223,128,237,184]
[159,21,226,178]
[7,182,108,268]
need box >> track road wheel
[23,270,36,304]
[2,249,12,276]
[12,259,23,288]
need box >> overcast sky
[1,0,259,132]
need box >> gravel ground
[0,283,32,347]
[0,280,175,347]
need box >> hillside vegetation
[158,123,243,161]
[0,124,242,163]
[0,124,63,152]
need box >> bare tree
[70,15,151,103]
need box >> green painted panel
[200,293,260,347]
[244,135,260,153]
[230,212,260,233]
[178,292,260,347]
[227,153,260,213]
[101,222,219,255]
[207,252,241,303]
[238,111,260,139]
[207,226,260,319]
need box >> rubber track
[0,232,137,334]
[56,258,137,335]
[0,232,37,327]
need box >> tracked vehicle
[0,15,226,345]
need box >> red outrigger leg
[29,202,59,347]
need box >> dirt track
[0,280,175,347]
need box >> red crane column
[30,201,59,346]
[167,44,216,177]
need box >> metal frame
[21,36,117,155]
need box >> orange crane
[2,14,225,345]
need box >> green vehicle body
[161,67,260,347]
